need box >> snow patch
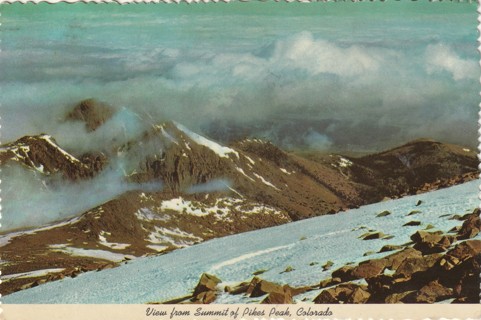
[236,167,255,182]
[339,157,353,168]
[2,268,65,281]
[280,168,292,175]
[174,122,239,159]
[50,245,135,262]
[253,173,280,190]
[98,231,131,250]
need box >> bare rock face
[0,134,107,180]
[66,98,115,132]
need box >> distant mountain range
[0,99,478,296]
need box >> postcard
[0,1,480,319]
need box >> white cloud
[425,43,478,81]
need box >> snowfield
[3,180,479,304]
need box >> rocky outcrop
[66,98,115,132]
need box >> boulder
[313,283,362,304]
[410,230,454,254]
[439,240,481,271]
[193,290,217,304]
[384,291,416,303]
[346,287,371,303]
[225,282,249,295]
[384,247,422,270]
[403,221,421,227]
[379,245,403,253]
[376,211,391,218]
[331,265,357,282]
[407,210,421,216]
[352,259,387,279]
[457,211,481,240]
[261,287,293,304]
[412,280,453,303]
[322,260,334,271]
[319,277,342,289]
[395,253,442,279]
[193,273,221,296]
[248,278,286,298]
[362,232,387,240]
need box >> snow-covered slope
[4,180,478,304]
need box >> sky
[1,2,479,152]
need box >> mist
[2,3,478,152]
[0,3,478,231]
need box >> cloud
[425,43,478,81]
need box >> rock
[193,290,217,304]
[362,232,386,240]
[253,269,267,276]
[457,211,481,240]
[346,287,371,303]
[309,262,319,266]
[448,226,461,233]
[376,210,391,218]
[413,280,453,303]
[352,259,387,279]
[331,265,357,282]
[395,253,442,279]
[322,261,334,271]
[385,247,423,270]
[313,288,339,304]
[384,291,416,303]
[439,214,451,218]
[261,287,293,304]
[379,245,403,253]
[66,98,115,131]
[246,277,262,296]
[314,283,365,304]
[225,282,249,295]
[319,277,342,288]
[439,240,481,271]
[410,230,454,254]
[416,200,423,206]
[282,266,295,273]
[249,278,285,298]
[403,221,421,227]
[193,273,221,296]
[424,224,435,230]
[363,251,375,257]
[407,210,421,216]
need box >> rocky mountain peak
[65,98,115,132]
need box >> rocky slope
[0,99,478,296]
[158,209,481,304]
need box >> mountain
[3,180,479,303]
[0,100,478,296]
[0,134,106,180]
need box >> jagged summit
[0,134,106,180]
[65,98,115,132]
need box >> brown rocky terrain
[159,209,481,304]
[0,99,478,297]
